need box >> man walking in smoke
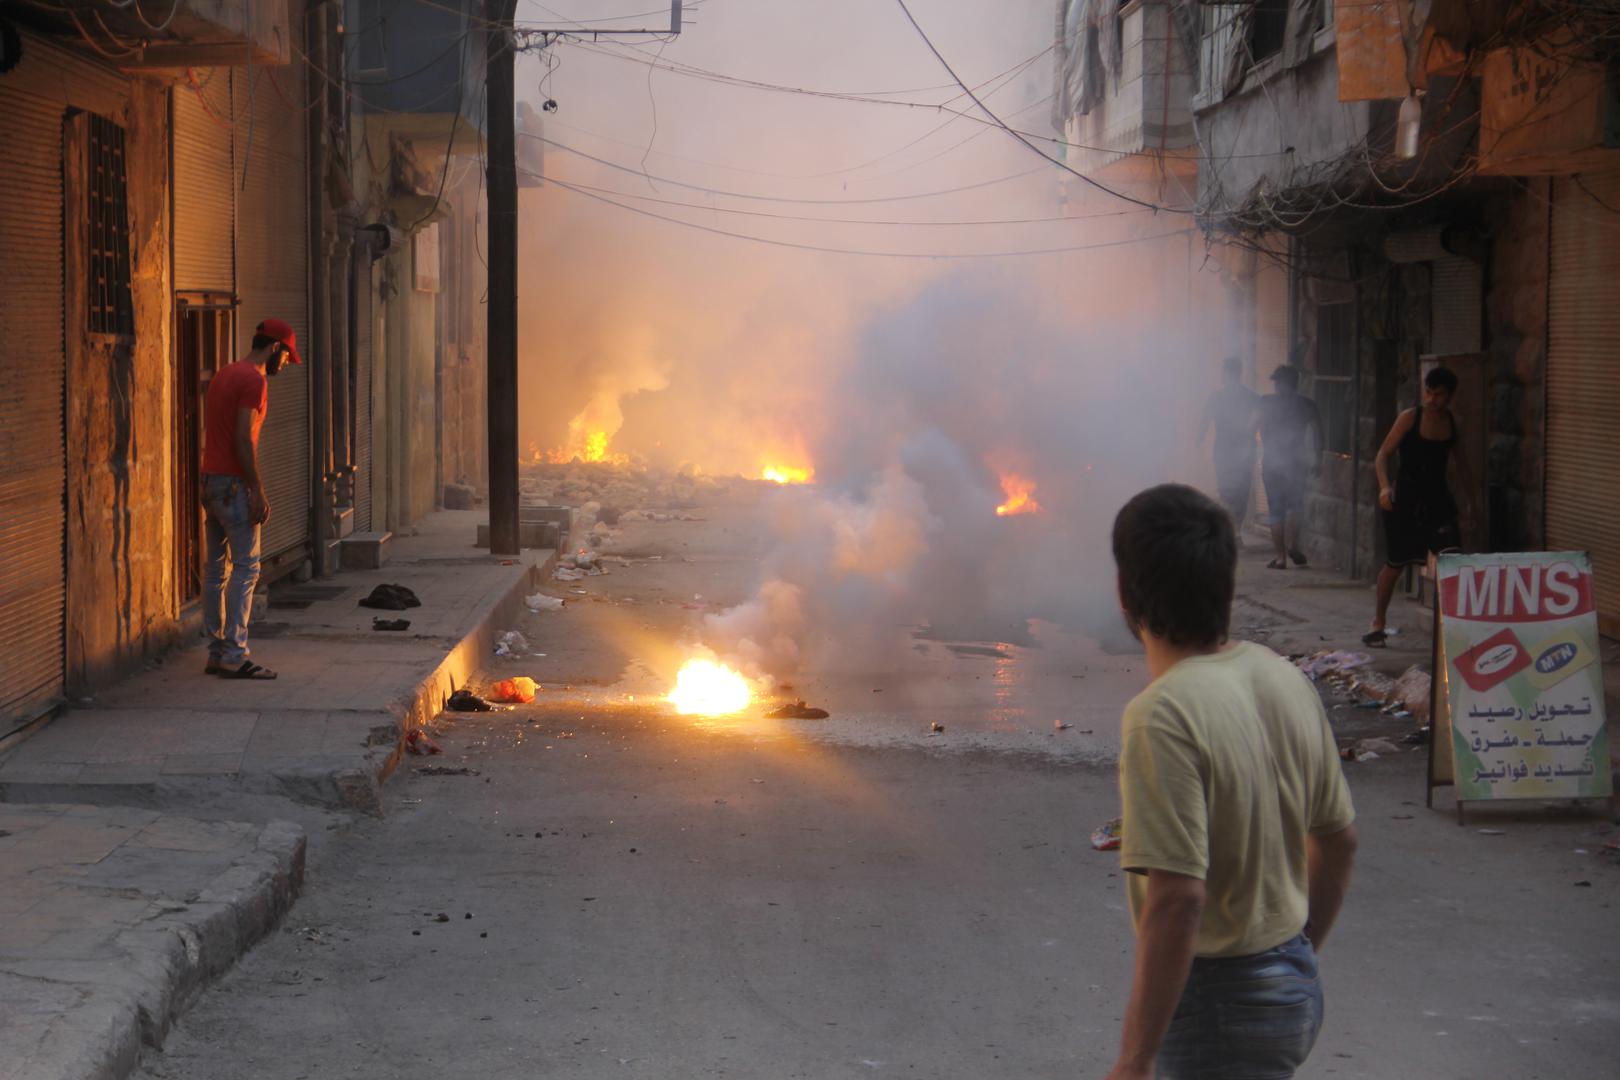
[1104,484,1358,1080]
[199,318,301,681]
[1257,365,1322,570]
[1197,356,1259,527]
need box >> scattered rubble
[1090,817,1123,851]
[765,700,830,719]
[447,688,497,713]
[359,583,422,610]
[495,630,530,657]
[405,730,444,756]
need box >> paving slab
[0,511,552,814]
[0,803,304,1080]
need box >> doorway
[173,294,235,605]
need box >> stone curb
[378,549,557,789]
[2,818,305,1080]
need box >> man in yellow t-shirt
[1104,484,1358,1080]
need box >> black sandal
[218,661,278,680]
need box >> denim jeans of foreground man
[202,474,261,668]
[1156,934,1324,1080]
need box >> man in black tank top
[1363,366,1476,646]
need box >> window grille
[88,113,134,337]
[1313,302,1356,455]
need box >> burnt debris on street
[1,3,1617,1080]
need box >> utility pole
[485,0,520,556]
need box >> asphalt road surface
[138,493,1619,1080]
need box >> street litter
[495,630,530,657]
[359,583,422,610]
[1295,650,1372,678]
[765,700,830,719]
[1091,818,1123,851]
[490,676,539,704]
[405,730,443,756]
[372,617,410,631]
[526,592,565,612]
[447,688,496,712]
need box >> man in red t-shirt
[200,317,301,680]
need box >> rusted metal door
[1548,170,1620,637]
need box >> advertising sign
[1435,552,1611,804]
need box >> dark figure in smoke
[1257,365,1321,569]
[1106,484,1358,1080]
[1363,365,1474,646]
[1197,356,1259,526]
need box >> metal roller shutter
[355,262,374,531]
[173,71,235,292]
[1548,170,1620,636]
[234,60,311,563]
[0,33,127,729]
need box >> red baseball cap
[256,317,302,365]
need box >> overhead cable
[891,0,1188,215]
[525,132,1050,205]
[533,170,1197,260]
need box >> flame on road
[668,658,753,716]
[761,464,814,485]
[995,472,1041,516]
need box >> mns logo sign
[1440,561,1593,623]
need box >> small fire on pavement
[994,472,1040,517]
[668,658,753,716]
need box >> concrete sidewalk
[0,804,304,1080]
[1230,534,1620,753]
[0,510,551,813]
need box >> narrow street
[134,491,1619,1080]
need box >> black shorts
[1382,505,1460,567]
[1262,467,1306,520]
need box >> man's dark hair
[251,333,280,353]
[1112,484,1237,649]
[1425,365,1458,393]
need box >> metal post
[485,0,520,555]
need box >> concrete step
[340,531,392,571]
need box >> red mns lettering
[1441,562,1592,622]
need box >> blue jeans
[1158,934,1324,1080]
[201,474,261,667]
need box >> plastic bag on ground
[490,676,539,704]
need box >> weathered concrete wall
[65,79,175,693]
[1482,182,1548,552]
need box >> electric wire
[891,0,1187,214]
[525,132,1050,204]
[533,169,1197,259]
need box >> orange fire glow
[668,658,753,716]
[541,429,630,465]
[761,464,814,485]
[995,473,1041,517]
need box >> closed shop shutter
[0,34,128,729]
[234,60,311,563]
[355,262,374,531]
[1548,170,1620,636]
[173,72,235,292]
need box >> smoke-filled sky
[510,0,1242,670]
